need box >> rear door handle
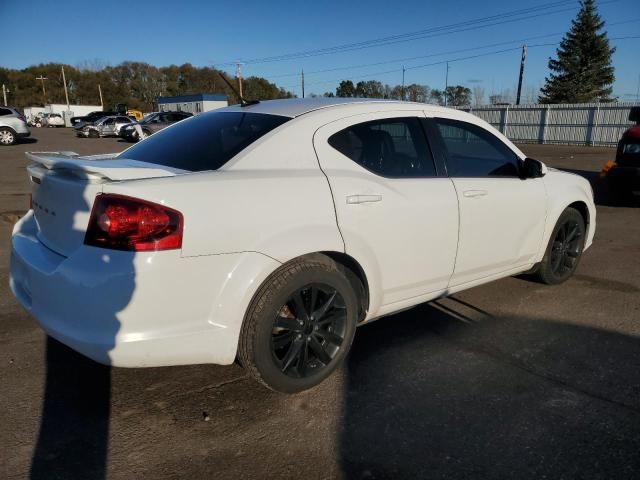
[346,194,382,204]
[462,190,488,198]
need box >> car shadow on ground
[340,300,640,479]
[558,167,639,208]
[27,183,129,480]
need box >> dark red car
[607,107,640,201]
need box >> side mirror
[521,157,547,179]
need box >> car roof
[222,97,458,118]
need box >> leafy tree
[336,80,356,97]
[445,86,472,106]
[355,80,385,98]
[405,84,430,103]
[0,62,295,111]
[429,89,445,105]
[539,0,615,103]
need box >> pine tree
[539,0,615,104]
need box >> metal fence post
[589,104,600,146]
[540,107,549,144]
[500,107,509,135]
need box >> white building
[157,94,228,115]
[24,104,103,126]
[45,104,102,116]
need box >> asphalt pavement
[1,129,638,479]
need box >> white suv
[0,107,31,145]
[10,99,595,392]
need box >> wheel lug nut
[307,336,311,341]
[314,325,318,331]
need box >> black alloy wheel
[535,207,585,285]
[238,256,359,393]
[271,283,347,378]
[549,219,582,277]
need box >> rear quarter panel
[101,119,344,261]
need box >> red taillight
[84,194,183,251]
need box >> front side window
[328,117,436,177]
[120,111,289,172]
[434,118,520,177]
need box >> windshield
[140,113,159,125]
[119,111,290,172]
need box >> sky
[4,0,640,101]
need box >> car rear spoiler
[25,151,185,181]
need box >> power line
[216,1,588,67]
[283,35,640,90]
[264,18,639,81]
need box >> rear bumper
[10,211,279,367]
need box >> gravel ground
[1,129,638,480]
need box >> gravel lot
[1,128,639,480]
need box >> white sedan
[10,99,595,393]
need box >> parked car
[10,99,596,393]
[29,112,47,127]
[119,111,192,142]
[605,106,640,201]
[70,110,119,126]
[0,106,31,145]
[45,113,65,127]
[75,115,135,138]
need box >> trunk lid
[27,151,185,257]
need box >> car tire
[238,256,359,393]
[535,207,586,285]
[0,127,16,146]
[35,122,42,128]
[88,130,99,138]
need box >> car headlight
[623,143,640,154]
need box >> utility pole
[301,69,305,98]
[36,75,48,106]
[444,62,449,106]
[516,44,527,105]
[61,66,70,109]
[401,66,405,101]
[98,84,104,108]
[236,63,244,100]
[2,84,8,106]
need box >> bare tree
[472,86,485,106]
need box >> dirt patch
[0,211,24,224]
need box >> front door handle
[346,194,382,205]
[462,190,488,198]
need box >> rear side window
[434,119,520,177]
[328,117,436,177]
[120,111,290,172]
[0,108,11,116]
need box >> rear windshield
[120,111,290,172]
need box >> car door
[314,112,459,309]
[428,116,546,286]
[101,118,116,136]
[114,117,130,135]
